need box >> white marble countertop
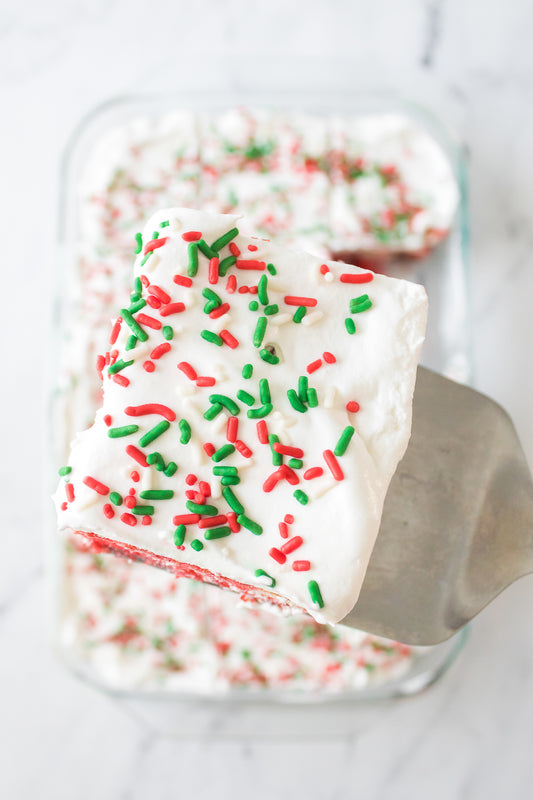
[2,0,533,798]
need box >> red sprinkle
[208,257,219,284]
[182,231,202,242]
[238,286,249,294]
[148,285,171,304]
[140,275,150,288]
[272,443,304,459]
[284,295,317,307]
[203,442,215,457]
[269,547,287,565]
[160,302,185,316]
[209,302,230,319]
[103,504,115,519]
[304,467,324,480]
[323,449,344,481]
[136,313,162,330]
[83,476,109,495]
[198,515,227,529]
[249,286,258,294]
[235,439,252,458]
[125,445,149,468]
[185,490,199,501]
[220,329,239,349]
[143,361,155,372]
[143,237,168,254]
[124,495,136,509]
[280,465,300,485]
[185,473,197,486]
[60,502,67,511]
[307,358,323,374]
[112,374,130,387]
[323,352,336,363]
[235,260,266,270]
[199,481,211,497]
[151,343,171,360]
[173,274,193,287]
[226,275,237,293]
[226,416,238,443]
[173,514,201,525]
[284,514,294,524]
[96,354,105,378]
[109,317,122,345]
[142,516,152,526]
[292,560,311,572]
[248,244,258,251]
[229,242,240,257]
[65,483,75,503]
[146,295,162,309]
[256,420,269,444]
[319,264,330,275]
[278,521,289,539]
[227,512,241,532]
[125,403,176,421]
[340,272,374,284]
[103,414,112,426]
[196,376,216,387]
[178,362,197,381]
[346,401,360,413]
[130,471,140,482]
[120,512,137,526]
[281,536,303,555]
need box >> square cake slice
[55,208,427,624]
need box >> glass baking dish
[47,90,471,738]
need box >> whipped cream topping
[55,208,427,624]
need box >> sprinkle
[173,514,201,525]
[187,243,199,276]
[108,424,139,438]
[253,316,267,348]
[248,244,258,252]
[319,263,329,275]
[198,515,227,529]
[65,483,75,503]
[173,274,193,287]
[247,404,272,419]
[198,239,218,259]
[208,257,219,284]
[190,539,204,551]
[83,476,109,495]
[130,471,140,482]
[268,434,283,466]
[229,242,240,257]
[212,443,235,462]
[346,401,360,413]
[236,260,266,270]
[121,308,148,342]
[196,376,216,387]
[281,536,303,555]
[177,362,197,380]
[146,452,165,471]
[143,361,155,373]
[284,295,317,307]
[249,300,259,311]
[108,492,121,506]
[222,487,244,514]
[308,580,324,608]
[264,304,279,316]
[334,425,355,457]
[226,416,238,443]
[306,358,322,374]
[211,227,239,251]
[260,349,280,365]
[349,296,373,313]
[304,467,324,480]
[220,329,239,349]
[201,330,223,346]
[174,525,186,546]
[151,343,171,360]
[213,466,238,476]
[140,490,174,500]
[136,313,162,330]
[307,387,318,408]
[182,231,202,242]
[162,326,173,341]
[143,237,168,254]
[208,394,240,416]
[185,474,197,485]
[146,295,160,309]
[292,306,307,323]
[285,514,294,524]
[210,302,230,319]
[148,285,171,304]
[235,440,252,458]
[204,526,232,540]
[164,462,178,477]
[227,512,241,532]
[293,560,311,572]
[288,458,303,469]
[134,233,143,254]
[254,568,276,587]
[203,443,216,457]
[267,263,276,275]
[242,363,253,379]
[160,302,185,317]
[58,466,72,477]
[226,274,237,293]
[278,522,289,538]
[345,318,356,334]
[109,317,122,345]
[256,420,269,444]
[203,289,220,309]
[219,256,237,277]
[273,443,303,458]
[269,547,286,564]
[125,445,149,468]
[323,449,344,481]
[138,420,170,447]
[131,505,154,515]
[238,515,263,535]
[287,389,307,413]
[120,512,137,526]
[185,501,218,517]
[340,272,374,284]
[126,335,138,350]
[102,503,114,519]
[257,274,269,305]
[204,402,223,421]
[259,378,271,405]
[323,351,336,363]
[112,373,130,387]
[237,389,255,406]
[294,489,309,505]
[298,375,308,404]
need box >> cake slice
[54,208,427,624]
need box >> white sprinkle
[182,289,196,307]
[170,218,182,231]
[141,469,152,491]
[270,313,291,326]
[212,362,228,381]
[144,253,160,274]
[266,278,289,293]
[325,272,334,283]
[324,385,338,409]
[77,492,100,511]
[302,310,324,327]
[176,383,196,397]
[210,314,231,334]
[210,413,228,435]
[210,481,222,499]
[307,477,338,500]
[235,457,254,472]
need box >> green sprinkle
[125,335,138,351]
[201,330,223,346]
[288,458,304,469]
[218,255,237,276]
[267,263,277,275]
[222,487,244,514]
[204,526,232,540]
[174,525,186,546]
[247,403,273,419]
[220,476,240,486]
[186,501,219,516]
[197,239,218,259]
[109,492,122,506]
[134,232,143,254]
[108,358,134,375]
[147,452,165,470]
[293,305,307,323]
[131,505,154,515]
[259,378,271,404]
[264,304,279,316]
[152,230,159,239]
[178,419,191,444]
[140,251,152,267]
[287,389,307,413]
[187,242,199,277]
[128,298,146,314]
[133,276,142,294]
[202,287,222,305]
[58,466,72,477]
[334,425,355,457]
[298,375,308,404]
[160,220,170,228]
[164,461,178,477]
[253,316,267,348]
[212,443,235,462]
[204,402,223,421]
[139,420,170,447]
[269,434,283,466]
[308,580,324,608]
[237,514,263,535]
[162,325,173,341]
[260,348,280,365]
[121,309,148,342]
[242,363,253,379]
[130,292,141,304]
[350,296,372,313]
[258,274,269,305]
[191,539,204,552]
[294,489,309,505]
[307,387,318,408]
[345,317,356,335]
[108,424,139,438]
[209,394,240,416]
[248,300,259,311]
[140,490,174,500]
[237,389,255,406]
[210,227,239,252]
[213,466,238,476]
[255,568,276,588]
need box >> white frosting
[55,208,427,624]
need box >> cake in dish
[55,207,427,624]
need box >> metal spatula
[341,366,533,645]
